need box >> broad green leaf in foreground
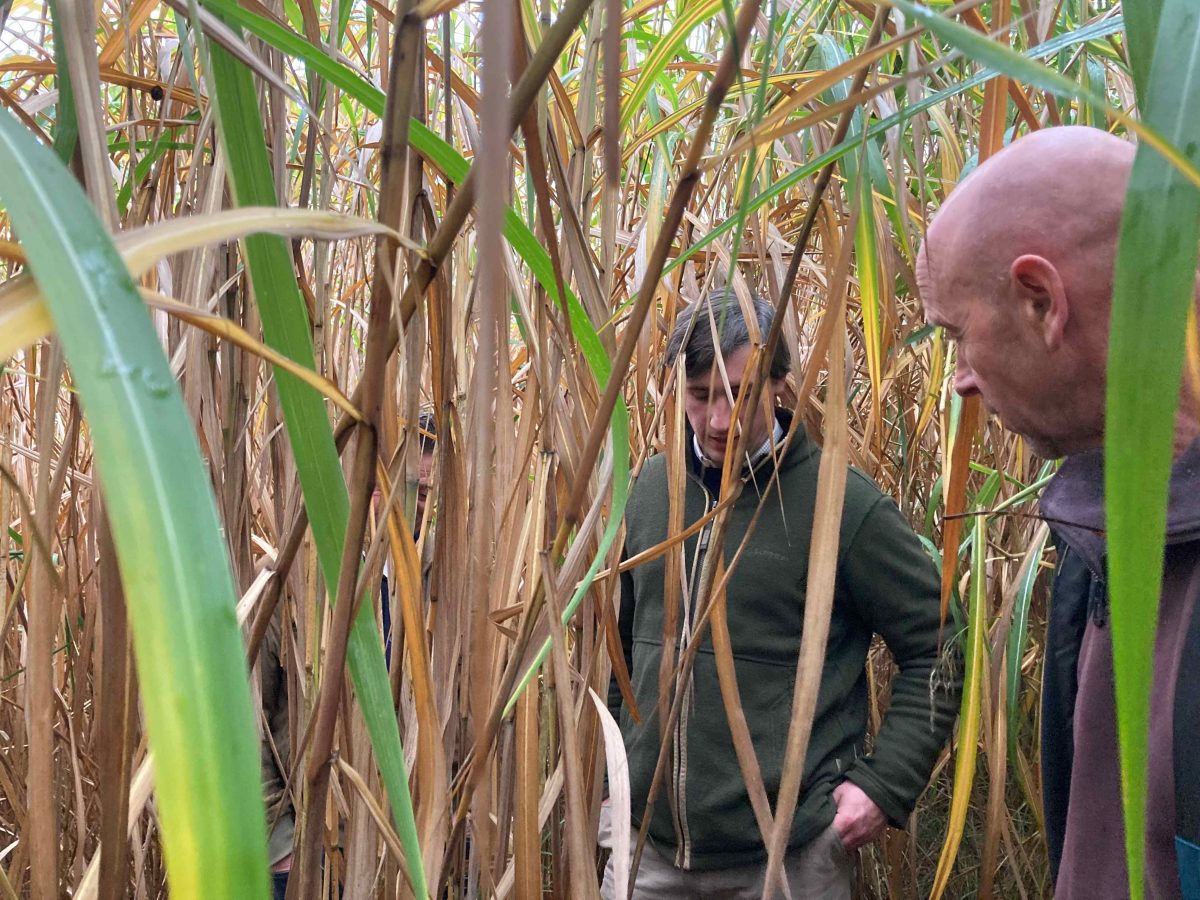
[1107,2,1200,897]
[0,107,269,898]
[1122,0,1161,106]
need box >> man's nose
[708,396,732,431]
[953,351,979,397]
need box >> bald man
[918,126,1200,900]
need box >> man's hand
[831,781,886,851]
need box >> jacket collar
[686,408,815,494]
[1040,437,1200,574]
[692,418,785,472]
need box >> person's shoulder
[634,450,669,486]
[836,467,911,551]
[843,465,890,514]
[623,452,672,542]
[627,451,669,508]
[775,442,885,510]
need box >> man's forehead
[915,224,966,322]
[915,243,943,320]
[686,365,732,387]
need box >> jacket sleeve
[839,493,962,826]
[607,549,636,723]
[260,607,296,866]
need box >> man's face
[918,250,1074,458]
[413,451,434,525]
[684,344,783,465]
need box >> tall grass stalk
[0,1,1189,896]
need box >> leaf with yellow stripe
[854,150,884,452]
[619,0,724,131]
[930,515,988,899]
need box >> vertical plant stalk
[27,346,62,900]
[760,208,854,899]
[46,1,78,165]
[534,450,598,898]
[464,0,513,882]
[929,516,987,899]
[600,0,621,303]
[513,678,541,897]
[96,506,135,900]
[979,660,1007,898]
[292,0,430,894]
[968,36,1010,894]
[52,0,118,228]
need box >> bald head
[924,126,1134,319]
[918,126,1137,457]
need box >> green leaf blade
[0,108,269,898]
[1107,4,1200,896]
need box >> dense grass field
[0,1,1192,897]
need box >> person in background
[604,291,960,898]
[263,409,438,898]
[261,589,295,899]
[381,410,437,662]
[917,125,1200,899]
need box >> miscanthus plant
[0,0,1192,897]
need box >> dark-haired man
[603,292,960,897]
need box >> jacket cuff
[842,764,912,828]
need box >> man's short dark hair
[665,290,792,381]
[417,410,437,456]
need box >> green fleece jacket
[610,412,960,870]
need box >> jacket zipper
[673,484,716,869]
[670,428,783,866]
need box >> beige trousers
[598,806,853,900]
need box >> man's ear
[1011,254,1068,351]
[767,375,787,407]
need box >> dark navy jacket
[1040,440,1200,898]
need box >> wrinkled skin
[916,126,1151,458]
